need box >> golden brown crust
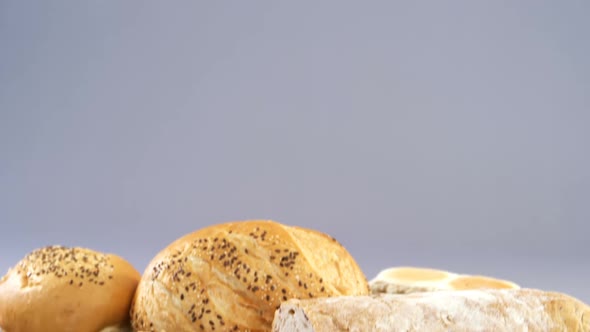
[0,245,141,332]
[386,267,451,282]
[131,220,369,332]
[370,266,519,294]
[449,275,519,290]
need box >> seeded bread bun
[0,245,141,332]
[370,266,519,295]
[131,220,369,332]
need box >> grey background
[1,1,589,303]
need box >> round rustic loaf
[0,245,141,332]
[131,220,369,332]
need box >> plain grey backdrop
[1,1,589,303]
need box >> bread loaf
[131,220,369,332]
[370,266,519,294]
[0,245,140,332]
[272,288,590,331]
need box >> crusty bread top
[380,266,456,282]
[131,220,369,332]
[449,275,519,290]
[0,245,140,332]
[370,266,519,294]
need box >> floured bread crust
[272,288,590,332]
